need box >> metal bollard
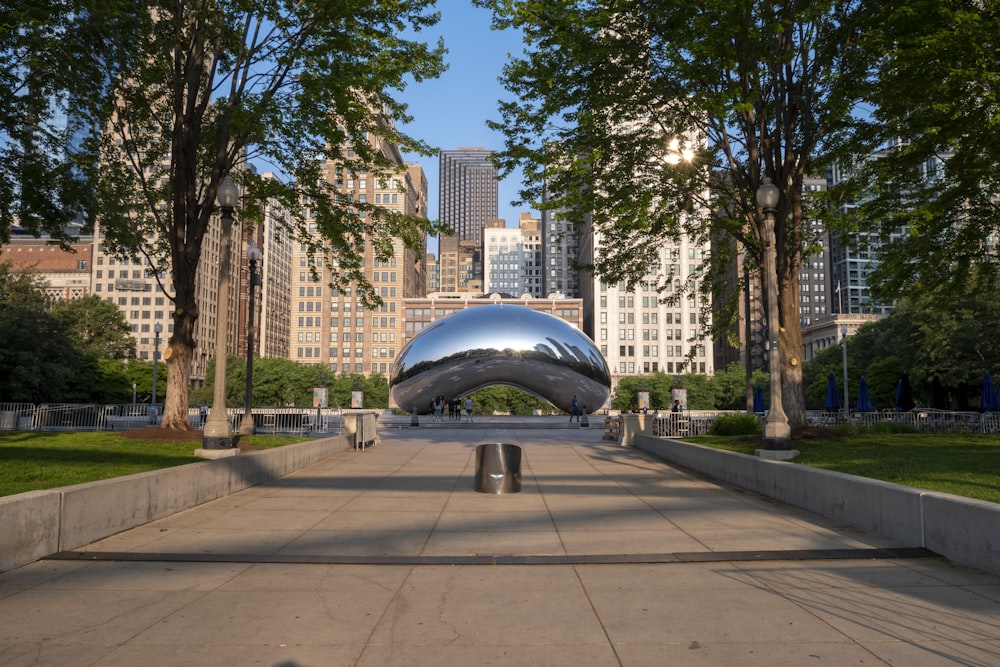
[474,443,522,494]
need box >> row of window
[297,331,399,343]
[294,347,396,359]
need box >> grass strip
[0,431,306,497]
[687,432,1000,504]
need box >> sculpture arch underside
[389,305,612,415]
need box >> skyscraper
[438,148,497,293]
[439,147,498,244]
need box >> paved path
[2,427,1000,666]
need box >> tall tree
[0,1,137,243]
[475,0,873,428]
[845,1,1000,299]
[72,1,446,429]
[0,263,81,401]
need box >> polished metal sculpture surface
[390,304,611,414]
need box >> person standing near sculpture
[464,396,474,422]
[570,395,581,422]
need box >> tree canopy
[844,1,1000,300]
[0,1,448,428]
[475,0,875,427]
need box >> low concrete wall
[636,435,1000,576]
[0,434,353,573]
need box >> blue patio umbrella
[980,371,995,412]
[753,385,765,413]
[824,371,841,412]
[856,376,873,412]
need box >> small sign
[351,391,363,408]
[313,387,328,408]
[637,391,650,410]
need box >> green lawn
[0,431,307,497]
[687,432,1000,504]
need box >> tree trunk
[160,304,198,430]
[777,251,807,429]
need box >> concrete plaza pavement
[2,425,1000,666]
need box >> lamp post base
[195,446,240,459]
[761,430,792,452]
[201,435,234,450]
[756,446,800,460]
[238,414,256,436]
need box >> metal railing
[0,403,343,436]
[4,401,1000,437]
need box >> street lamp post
[841,324,850,418]
[757,178,791,450]
[203,174,238,450]
[151,322,162,424]
[239,242,261,435]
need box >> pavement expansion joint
[45,546,936,567]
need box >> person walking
[570,395,580,422]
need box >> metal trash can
[474,443,522,494]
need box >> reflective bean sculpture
[390,304,611,415]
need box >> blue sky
[398,3,533,251]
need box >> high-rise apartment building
[424,253,440,294]
[482,213,543,296]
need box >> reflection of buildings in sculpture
[289,132,428,376]
[402,293,584,346]
[482,213,543,297]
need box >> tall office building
[89,213,241,383]
[439,147,498,244]
[580,229,715,387]
[288,133,429,375]
[438,147,497,292]
[237,171,293,363]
